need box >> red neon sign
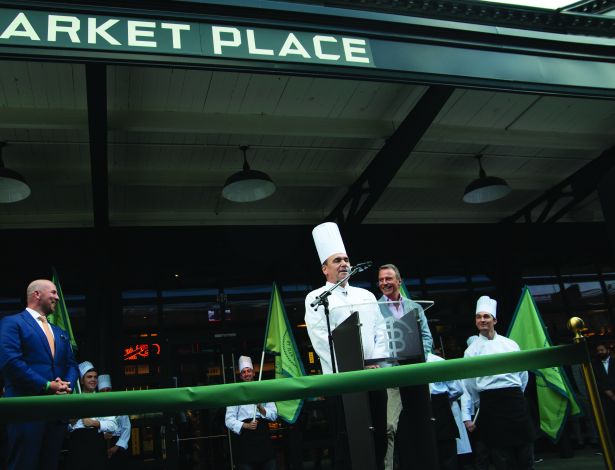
[123,343,160,361]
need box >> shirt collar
[383,293,405,303]
[325,281,351,296]
[478,331,498,341]
[26,307,45,320]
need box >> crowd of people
[0,221,608,470]
[304,222,536,470]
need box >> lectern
[380,300,439,469]
[332,311,378,470]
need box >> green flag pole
[507,286,581,441]
[262,282,306,423]
[49,268,80,394]
[49,268,78,351]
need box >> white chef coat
[463,332,528,393]
[225,402,278,435]
[305,282,388,374]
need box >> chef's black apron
[232,418,275,464]
[478,387,535,447]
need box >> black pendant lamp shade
[463,154,511,204]
[0,142,31,203]
[222,145,276,203]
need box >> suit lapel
[51,324,64,358]
[378,295,392,318]
[20,310,54,360]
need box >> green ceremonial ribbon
[0,343,586,424]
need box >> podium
[332,310,379,470]
[330,300,439,470]
[379,299,440,470]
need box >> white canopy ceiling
[0,60,610,228]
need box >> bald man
[0,279,79,470]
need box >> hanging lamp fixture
[463,154,511,204]
[0,142,31,203]
[222,145,276,202]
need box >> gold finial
[568,317,585,340]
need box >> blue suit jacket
[0,310,78,397]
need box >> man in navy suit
[594,343,615,444]
[0,279,79,470]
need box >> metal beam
[85,63,109,229]
[325,85,454,225]
[501,145,615,224]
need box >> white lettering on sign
[161,23,190,49]
[342,38,369,63]
[212,26,240,55]
[48,15,80,43]
[127,20,156,47]
[0,11,372,67]
[279,33,310,58]
[88,18,120,45]
[0,12,40,40]
[246,29,273,56]
[313,35,339,61]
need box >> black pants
[395,384,439,470]
[66,428,108,470]
[491,442,534,470]
[108,445,130,470]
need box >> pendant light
[463,154,511,204]
[222,145,276,202]
[0,142,31,203]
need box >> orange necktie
[38,315,55,357]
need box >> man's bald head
[26,279,59,315]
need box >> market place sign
[0,9,374,67]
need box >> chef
[464,296,534,470]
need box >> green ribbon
[0,343,586,423]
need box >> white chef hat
[312,222,347,265]
[78,361,95,378]
[97,374,112,390]
[238,355,253,372]
[475,295,497,318]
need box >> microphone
[351,261,373,273]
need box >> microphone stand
[311,266,363,374]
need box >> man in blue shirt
[377,264,435,470]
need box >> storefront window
[123,304,158,329]
[563,281,605,309]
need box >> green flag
[263,282,306,423]
[507,286,581,441]
[49,268,78,351]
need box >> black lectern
[380,300,439,469]
[332,311,378,470]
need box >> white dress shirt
[111,415,131,450]
[70,416,119,434]
[305,282,388,374]
[26,307,55,339]
[426,353,463,399]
